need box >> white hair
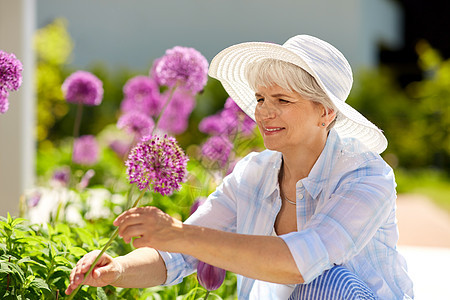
[245,59,338,129]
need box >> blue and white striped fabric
[289,266,376,300]
[158,129,414,299]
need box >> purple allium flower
[158,89,196,135]
[201,136,233,168]
[0,89,9,114]
[197,261,226,291]
[221,98,256,136]
[51,166,71,187]
[149,57,162,81]
[125,134,189,195]
[198,114,224,136]
[72,135,100,166]
[0,50,23,91]
[62,70,103,106]
[120,75,162,117]
[153,46,208,93]
[198,98,256,137]
[117,111,155,139]
[0,50,23,114]
[190,196,206,216]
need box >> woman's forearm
[113,247,167,288]
[114,206,303,285]
[180,224,304,284]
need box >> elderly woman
[66,35,414,299]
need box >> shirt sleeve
[280,158,396,283]
[159,153,255,285]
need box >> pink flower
[201,136,233,168]
[0,50,23,114]
[72,135,100,166]
[120,75,162,117]
[62,71,103,106]
[197,261,226,291]
[125,135,189,195]
[0,50,23,91]
[153,46,208,92]
[117,111,155,139]
[158,89,196,135]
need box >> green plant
[0,212,238,299]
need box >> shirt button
[298,182,303,188]
[298,194,304,200]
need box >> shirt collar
[301,129,340,199]
[261,129,341,200]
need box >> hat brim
[209,41,387,154]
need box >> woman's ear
[320,107,336,128]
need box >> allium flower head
[197,261,226,291]
[158,89,196,135]
[154,46,208,92]
[126,134,188,195]
[117,111,154,139]
[198,114,224,136]
[73,135,100,166]
[0,50,23,91]
[121,75,162,117]
[198,97,256,136]
[0,50,23,114]
[201,136,233,168]
[62,70,103,106]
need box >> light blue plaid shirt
[159,129,414,299]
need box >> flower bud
[197,261,226,291]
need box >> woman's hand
[114,206,184,251]
[65,250,122,295]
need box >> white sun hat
[208,35,388,154]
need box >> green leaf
[96,287,108,300]
[55,255,72,266]
[73,227,95,247]
[29,277,51,293]
[68,246,87,258]
[17,257,47,270]
[55,223,71,236]
[11,218,26,228]
[2,260,26,284]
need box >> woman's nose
[257,101,277,119]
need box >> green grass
[395,168,450,213]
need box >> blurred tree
[35,18,73,148]
[350,41,449,173]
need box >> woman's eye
[279,99,290,103]
[256,98,264,103]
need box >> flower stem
[153,83,178,134]
[73,101,84,139]
[204,290,210,300]
[66,188,147,300]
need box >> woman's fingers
[120,223,145,244]
[66,250,116,295]
[113,206,182,250]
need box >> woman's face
[254,84,325,154]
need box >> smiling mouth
[264,127,285,133]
